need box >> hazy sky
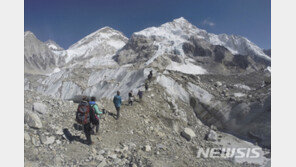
[25,0,271,49]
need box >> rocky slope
[24,77,270,167]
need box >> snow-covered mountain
[63,27,128,68]
[116,17,269,75]
[138,17,270,61]
[24,31,65,74]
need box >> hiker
[138,90,143,102]
[76,96,92,145]
[128,90,134,106]
[89,96,103,134]
[148,70,153,81]
[113,91,122,120]
[145,82,149,91]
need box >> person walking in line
[76,96,93,145]
[138,90,143,102]
[148,70,153,81]
[113,91,122,120]
[89,96,103,134]
[128,90,134,106]
[145,82,149,91]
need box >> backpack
[76,101,90,125]
[90,104,100,125]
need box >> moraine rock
[24,132,31,142]
[206,130,218,142]
[108,154,117,159]
[33,102,47,114]
[215,81,223,87]
[181,128,196,141]
[31,136,41,146]
[98,159,107,167]
[25,111,42,129]
[144,145,152,152]
[98,150,106,155]
[95,155,105,161]
[41,136,55,145]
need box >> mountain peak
[99,26,114,31]
[84,26,124,39]
[68,26,127,50]
[24,31,36,38]
[172,17,189,24]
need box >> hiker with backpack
[89,96,103,135]
[148,70,153,81]
[113,91,122,120]
[128,90,134,106]
[76,96,93,145]
[145,82,149,91]
[137,90,143,102]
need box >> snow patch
[187,83,213,105]
[106,40,126,49]
[47,44,57,50]
[166,61,207,75]
[156,75,189,102]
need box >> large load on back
[76,100,90,125]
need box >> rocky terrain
[24,76,270,167]
[24,17,271,167]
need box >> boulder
[97,159,107,167]
[24,132,31,142]
[206,130,218,142]
[144,145,151,152]
[33,102,47,114]
[181,128,196,141]
[108,154,117,159]
[95,155,105,161]
[41,136,55,145]
[210,125,218,131]
[98,150,105,155]
[31,136,40,146]
[215,81,222,87]
[25,111,42,129]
